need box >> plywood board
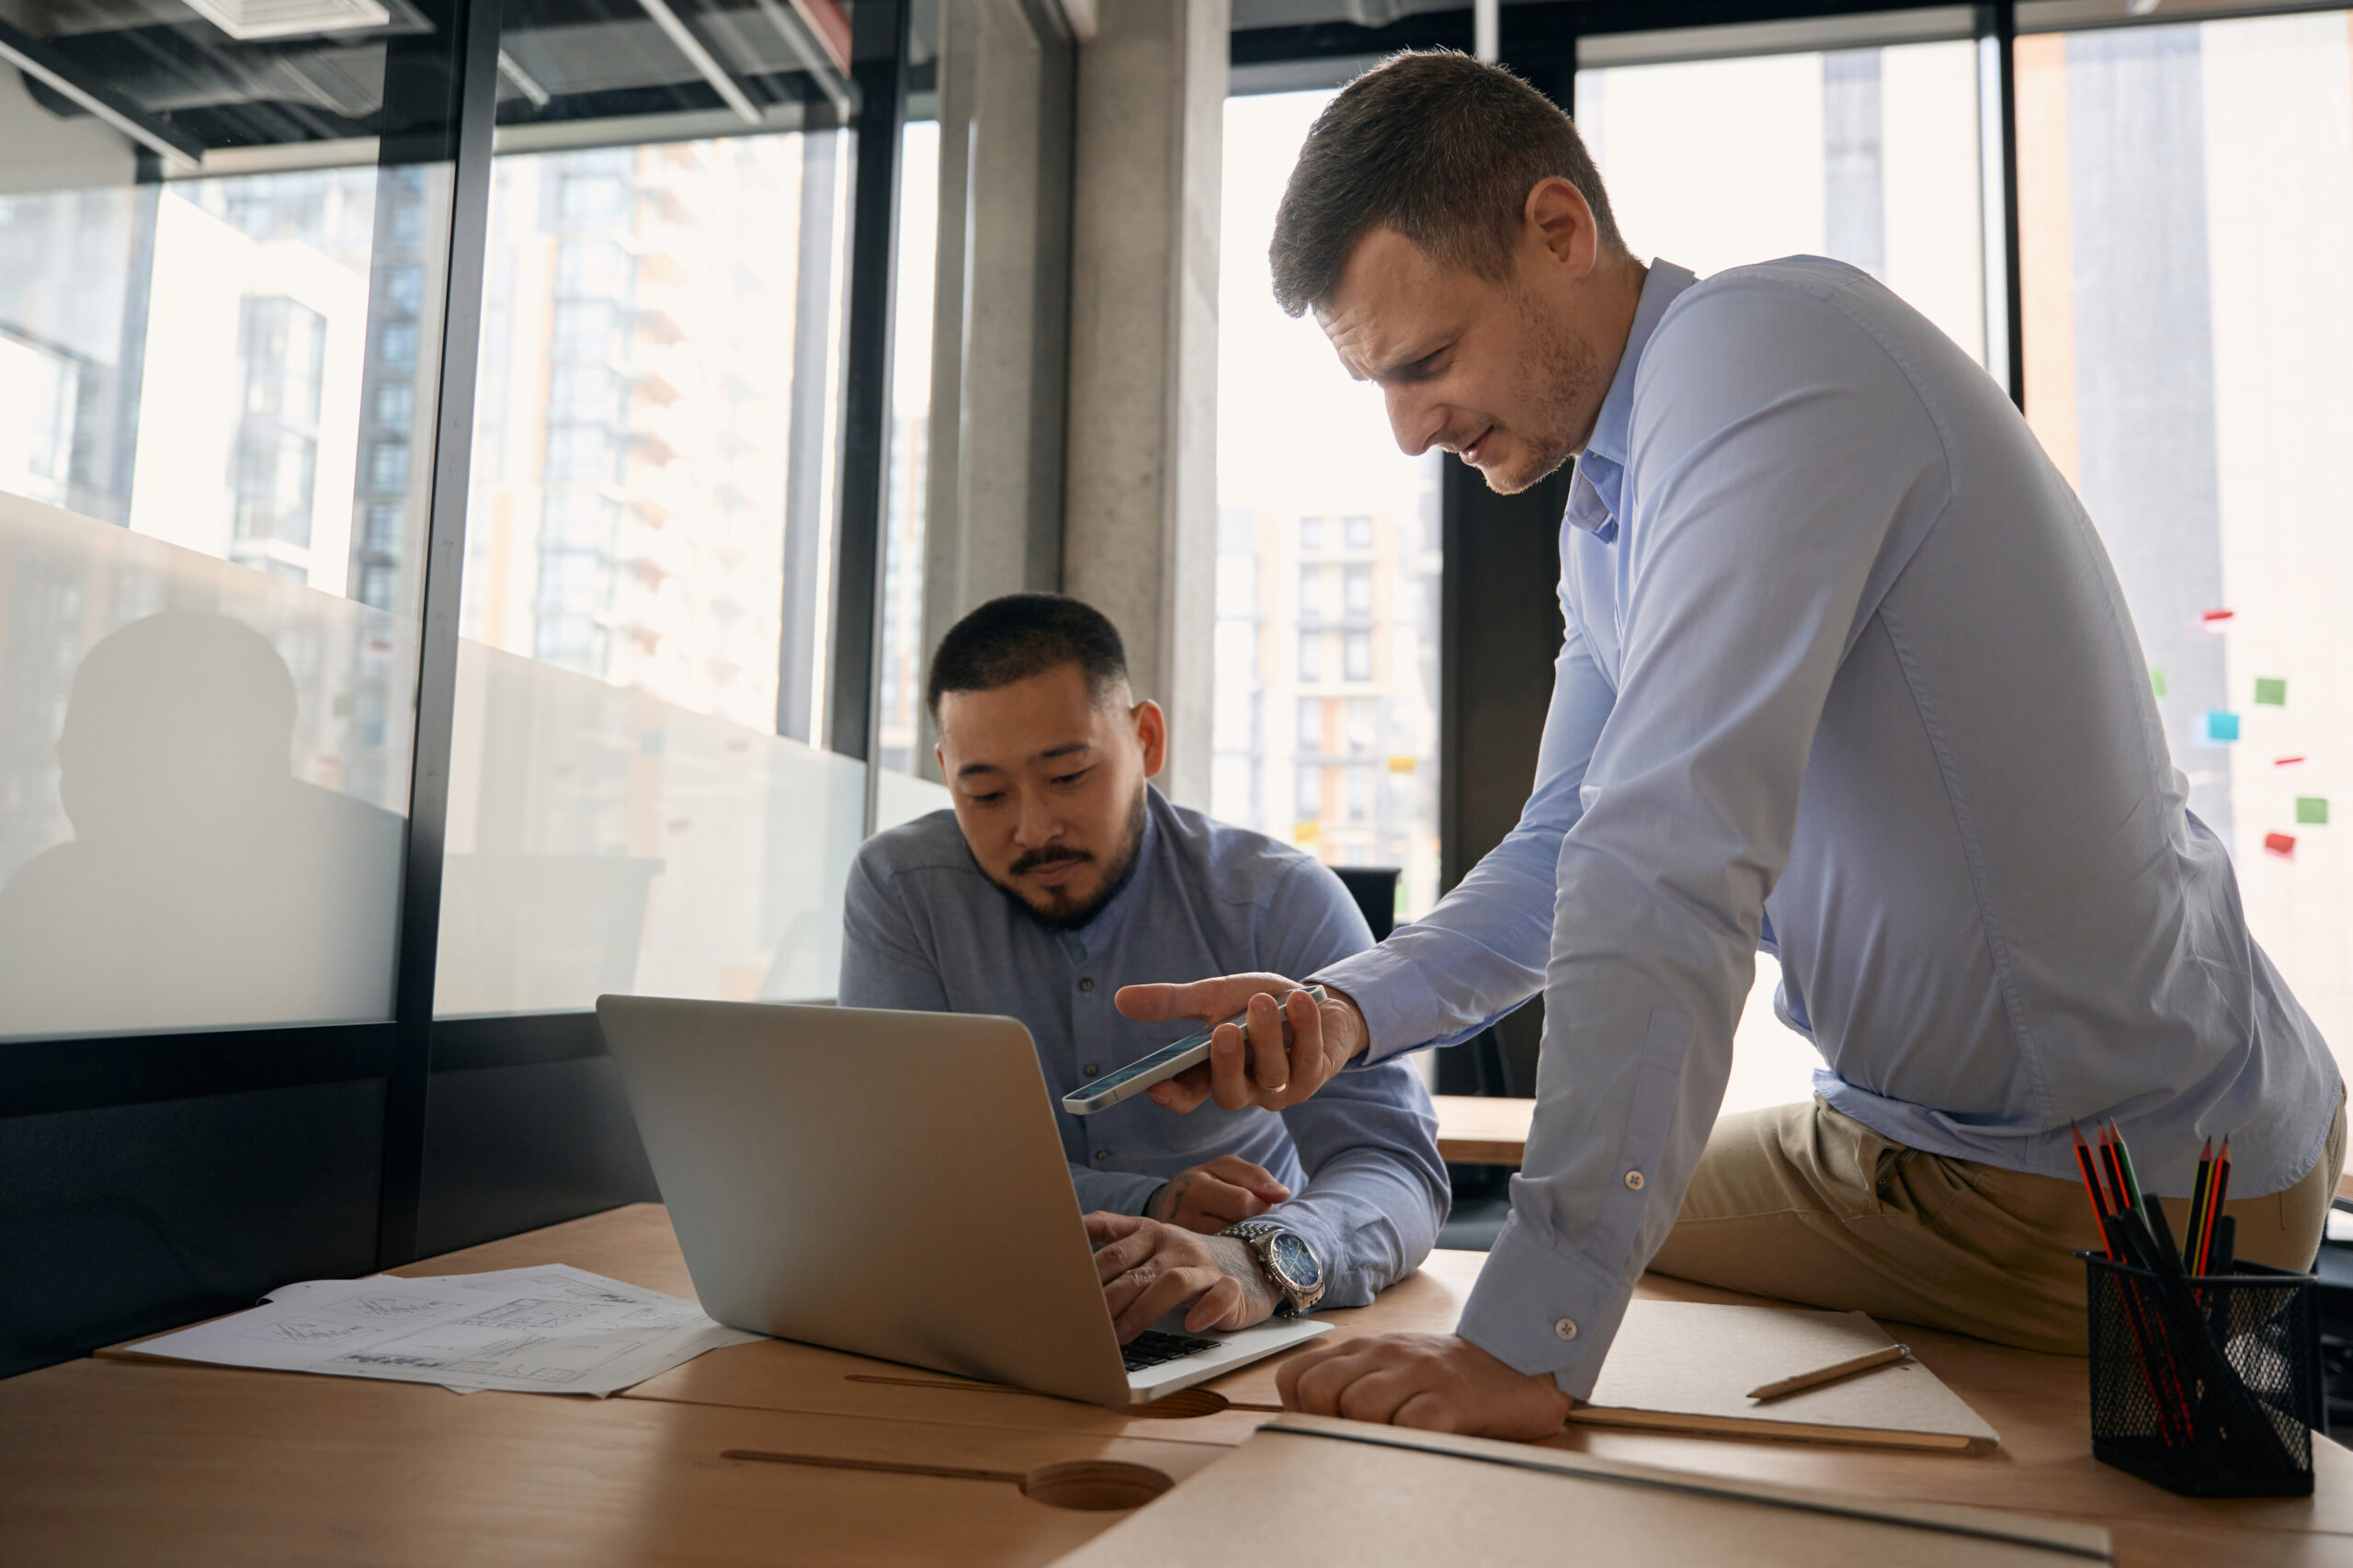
[1050,1415,2105,1568]
[1573,1301,2000,1452]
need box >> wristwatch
[1221,1220,1327,1317]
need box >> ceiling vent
[182,0,392,42]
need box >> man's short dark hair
[925,594,1131,719]
[1269,50,1626,318]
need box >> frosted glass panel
[436,639,865,1015]
[875,767,952,833]
[0,494,411,1038]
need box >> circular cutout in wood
[1018,1460,1175,1511]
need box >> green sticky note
[2296,797,2328,825]
[2149,667,2167,698]
[2255,676,2287,706]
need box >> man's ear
[1132,699,1167,780]
[934,740,948,781]
[1524,176,1597,275]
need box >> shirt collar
[1563,259,1699,540]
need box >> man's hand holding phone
[1113,973,1370,1113]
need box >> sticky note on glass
[2265,832,2296,858]
[2202,711,2240,744]
[2255,677,2287,706]
[1387,756,1417,775]
[2149,667,2167,698]
[2297,798,2328,825]
[2201,608,2235,632]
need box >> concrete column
[1062,0,1226,809]
[914,0,1074,778]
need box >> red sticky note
[2277,756,2306,768]
[2201,608,2235,632]
[2265,832,2296,858]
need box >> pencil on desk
[1747,1342,1909,1403]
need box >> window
[448,115,858,1014]
[382,265,424,314]
[373,381,414,430]
[2014,10,2353,1072]
[1214,92,1443,913]
[368,441,411,494]
[873,118,942,782]
[0,49,438,1039]
[379,321,418,371]
[1576,28,1992,371]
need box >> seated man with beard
[840,593,1448,1340]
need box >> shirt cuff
[1309,944,1446,1067]
[1453,1212,1635,1403]
[1074,1168,1167,1219]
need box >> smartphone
[1062,985,1327,1117]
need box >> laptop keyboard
[1120,1329,1222,1373]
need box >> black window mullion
[373,0,504,1270]
[827,0,912,773]
[1989,0,2028,412]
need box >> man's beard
[988,789,1150,934]
[1485,289,1601,495]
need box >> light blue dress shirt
[1313,257,2338,1397]
[839,788,1448,1310]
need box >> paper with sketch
[126,1264,762,1396]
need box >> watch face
[1268,1232,1322,1292]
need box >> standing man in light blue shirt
[1119,51,2342,1437]
[840,593,1447,1342]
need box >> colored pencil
[2185,1139,2214,1271]
[2202,1138,2232,1272]
[2072,1121,2118,1257]
[2109,1120,2147,1213]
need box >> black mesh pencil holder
[2080,1252,2321,1497]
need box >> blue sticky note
[2203,710,2240,744]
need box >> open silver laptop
[596,995,1329,1408]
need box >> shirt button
[1078,978,1095,992]
[1084,1063,1100,1078]
[1624,1170,1644,1190]
[1094,1150,1111,1163]
[1554,1318,1577,1341]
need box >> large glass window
[1215,91,1444,918]
[434,0,862,1015]
[1576,22,1995,370]
[2016,9,2353,1074]
[0,8,445,1037]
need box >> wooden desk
[25,1201,2353,1566]
[1433,1093,1536,1165]
[1,1358,1223,1566]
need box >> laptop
[596,995,1330,1408]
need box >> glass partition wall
[0,0,898,1374]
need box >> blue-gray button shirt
[1316,256,2339,1397]
[839,788,1448,1309]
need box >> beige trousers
[1647,1091,2347,1356]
